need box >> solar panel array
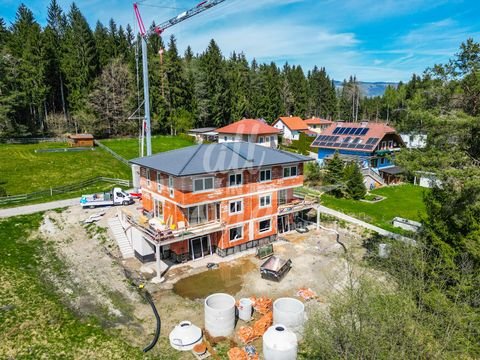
[312,134,380,151]
[332,127,369,136]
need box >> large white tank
[169,321,203,351]
[273,298,305,334]
[204,293,236,337]
[238,298,253,321]
[263,324,298,360]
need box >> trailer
[80,187,134,208]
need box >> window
[260,169,272,182]
[229,226,243,242]
[381,141,386,149]
[224,136,227,141]
[146,169,151,186]
[193,177,214,192]
[258,136,264,143]
[278,189,287,205]
[157,172,162,191]
[229,173,242,187]
[283,166,298,178]
[168,176,174,198]
[229,200,243,214]
[188,204,208,225]
[380,158,385,165]
[388,140,393,148]
[259,219,271,233]
[270,135,275,143]
[259,194,271,208]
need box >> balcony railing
[121,209,224,245]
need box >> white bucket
[238,298,253,321]
[263,324,298,360]
[273,298,305,335]
[204,293,236,337]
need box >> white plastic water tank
[238,298,253,321]
[263,324,298,360]
[273,298,305,334]
[169,321,203,351]
[204,293,236,337]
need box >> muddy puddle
[173,258,256,300]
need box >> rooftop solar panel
[354,128,363,135]
[360,128,369,135]
[333,127,341,134]
[326,142,334,147]
[343,136,351,143]
[352,137,361,144]
[364,145,374,150]
[333,142,342,147]
[347,144,356,149]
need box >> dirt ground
[39,204,371,359]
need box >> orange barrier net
[228,347,248,360]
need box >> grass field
[99,135,195,160]
[321,184,428,234]
[0,142,131,196]
[0,214,148,359]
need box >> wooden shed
[67,134,94,147]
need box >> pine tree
[325,151,345,196]
[197,39,230,127]
[62,3,99,119]
[344,162,366,199]
[227,52,251,120]
[44,0,68,126]
[8,4,49,133]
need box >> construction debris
[250,296,273,315]
[296,287,317,300]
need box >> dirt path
[0,197,80,218]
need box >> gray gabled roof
[130,142,313,176]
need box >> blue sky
[2,0,480,82]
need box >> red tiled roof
[311,121,402,152]
[304,117,333,126]
[274,116,309,131]
[216,119,280,135]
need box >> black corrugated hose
[142,291,161,352]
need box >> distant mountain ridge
[333,80,398,97]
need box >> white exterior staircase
[108,216,134,259]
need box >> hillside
[334,80,398,97]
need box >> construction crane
[134,0,226,156]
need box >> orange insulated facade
[139,163,305,259]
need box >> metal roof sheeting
[130,142,313,176]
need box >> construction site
[35,201,371,359]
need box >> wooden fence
[0,177,132,205]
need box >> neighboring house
[414,171,442,188]
[187,127,218,143]
[272,116,308,141]
[311,122,405,185]
[127,142,315,263]
[400,133,427,149]
[303,118,333,133]
[216,119,280,148]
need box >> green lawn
[0,142,131,196]
[321,184,428,234]
[99,135,195,160]
[0,214,147,359]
